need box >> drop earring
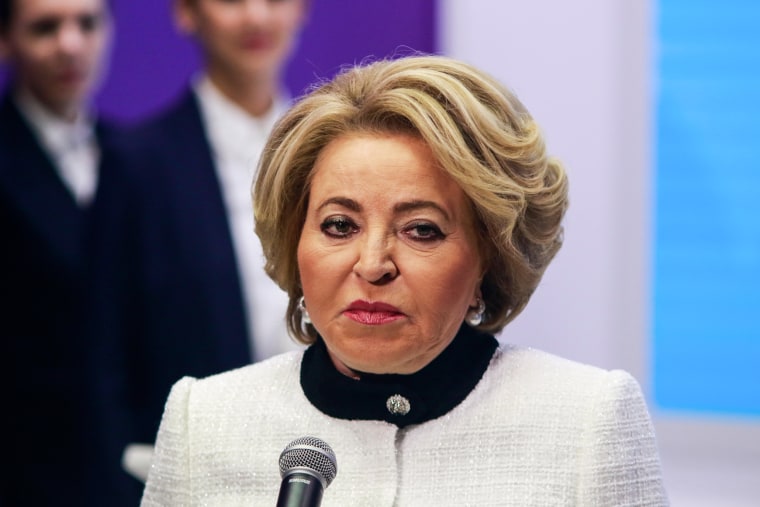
[298,296,312,325]
[466,298,486,327]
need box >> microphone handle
[276,470,325,507]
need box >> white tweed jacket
[141,345,668,506]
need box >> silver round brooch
[386,394,411,416]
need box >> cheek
[297,235,335,293]
[297,243,353,330]
[20,53,52,81]
[407,250,480,310]
[295,240,313,290]
[89,34,109,57]
[299,246,352,293]
[277,6,305,30]
[19,45,47,67]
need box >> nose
[353,231,399,284]
[242,0,273,26]
[57,22,86,55]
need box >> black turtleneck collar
[300,324,499,428]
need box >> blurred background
[3,0,757,504]
[442,1,759,505]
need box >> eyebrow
[394,200,451,221]
[317,197,360,212]
[316,197,451,221]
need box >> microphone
[276,436,338,507]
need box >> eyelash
[320,217,357,238]
[319,217,446,243]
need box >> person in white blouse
[0,0,117,505]
[86,0,310,502]
[141,55,670,506]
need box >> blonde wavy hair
[254,55,568,344]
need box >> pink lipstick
[343,300,404,325]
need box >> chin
[329,332,424,374]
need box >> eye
[78,14,101,33]
[320,216,358,238]
[29,18,59,37]
[403,221,446,242]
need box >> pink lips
[56,68,87,86]
[241,35,274,51]
[343,300,404,325]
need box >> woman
[141,55,668,505]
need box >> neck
[17,86,85,124]
[52,104,83,123]
[206,67,280,118]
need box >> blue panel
[654,0,760,416]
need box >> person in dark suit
[87,0,309,501]
[0,0,116,504]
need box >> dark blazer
[88,89,252,501]
[0,92,119,507]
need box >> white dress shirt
[194,76,302,361]
[15,91,99,207]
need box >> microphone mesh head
[278,436,338,487]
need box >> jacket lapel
[0,94,84,269]
[160,93,252,365]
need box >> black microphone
[276,436,338,507]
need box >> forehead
[310,133,469,209]
[190,0,306,13]
[313,133,435,181]
[12,0,105,21]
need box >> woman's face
[297,133,484,376]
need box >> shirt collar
[14,90,94,156]
[194,74,289,162]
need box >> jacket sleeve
[140,376,197,506]
[577,370,669,506]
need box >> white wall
[438,1,760,504]
[439,0,651,380]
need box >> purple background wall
[0,0,436,123]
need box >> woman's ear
[471,274,485,308]
[469,283,483,310]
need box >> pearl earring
[298,296,312,325]
[466,298,486,327]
